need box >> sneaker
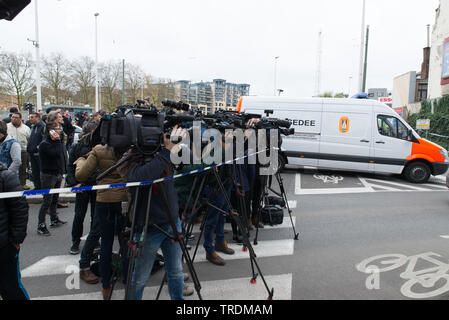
[69,244,80,255]
[183,284,194,297]
[80,270,99,284]
[22,185,30,191]
[50,217,67,228]
[206,251,226,266]
[37,223,51,236]
[184,273,190,282]
[215,241,235,255]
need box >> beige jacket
[75,144,128,203]
[7,123,30,151]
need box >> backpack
[0,138,17,169]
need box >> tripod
[253,167,300,245]
[164,161,274,300]
[123,178,203,300]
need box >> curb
[26,195,76,205]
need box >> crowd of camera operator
[0,100,288,301]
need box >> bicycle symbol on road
[313,174,344,184]
[356,252,449,299]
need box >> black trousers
[71,190,97,246]
[38,173,62,225]
[29,153,41,190]
[0,244,29,300]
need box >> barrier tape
[0,150,267,200]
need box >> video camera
[99,100,196,156]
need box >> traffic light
[0,0,31,21]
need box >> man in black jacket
[37,121,67,236]
[118,126,187,300]
[0,163,30,300]
[27,112,45,190]
[66,122,100,284]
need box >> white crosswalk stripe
[34,274,292,300]
[22,212,297,300]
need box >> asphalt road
[16,168,449,300]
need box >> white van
[237,96,449,183]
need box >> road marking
[33,273,292,300]
[313,174,344,184]
[22,255,79,278]
[358,178,375,192]
[193,239,295,262]
[296,187,373,195]
[360,179,397,191]
[422,184,448,190]
[363,179,429,191]
[440,235,449,239]
[288,200,297,209]
[296,173,374,195]
[22,240,294,278]
[191,217,296,234]
[357,252,449,299]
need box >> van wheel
[403,161,431,184]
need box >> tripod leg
[275,173,299,240]
[156,272,167,300]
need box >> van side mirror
[408,130,419,143]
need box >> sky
[0,0,440,98]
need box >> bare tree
[71,56,95,106]
[125,62,146,105]
[0,51,35,108]
[100,60,121,112]
[41,53,71,104]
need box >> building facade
[428,0,449,99]
[172,79,250,114]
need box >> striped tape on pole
[0,150,267,200]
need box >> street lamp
[94,12,99,112]
[274,56,280,96]
[358,0,366,93]
[29,0,42,111]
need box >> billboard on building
[442,37,449,85]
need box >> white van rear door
[318,103,373,172]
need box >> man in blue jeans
[203,181,235,266]
[118,126,187,300]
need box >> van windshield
[377,115,413,141]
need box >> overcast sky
[0,0,440,98]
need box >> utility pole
[95,13,100,112]
[362,25,370,93]
[34,0,42,111]
[358,0,366,93]
[274,56,279,96]
[315,30,323,97]
[122,59,125,105]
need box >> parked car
[446,172,449,189]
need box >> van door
[318,103,373,172]
[373,114,412,174]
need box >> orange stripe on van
[237,97,243,112]
[407,138,445,163]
